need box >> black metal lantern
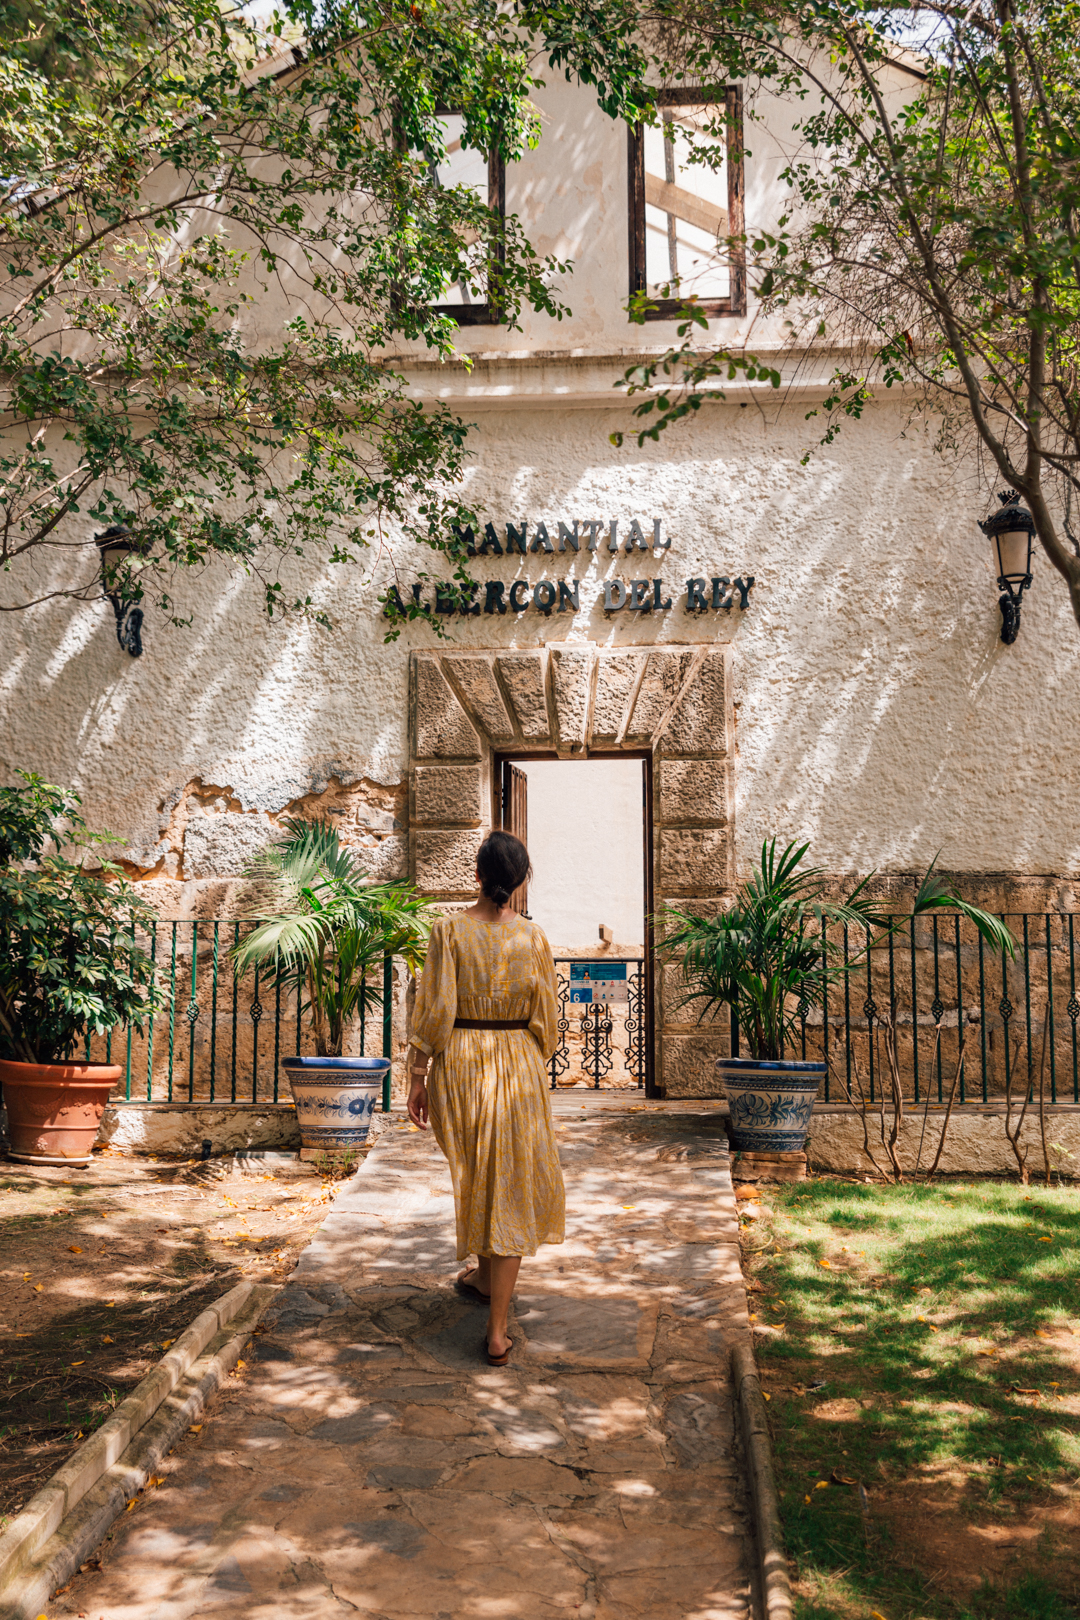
[95,525,145,657]
[978,491,1035,645]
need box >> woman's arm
[409,917,456,1060]
[407,918,455,1129]
[529,925,560,1064]
[407,1043,430,1130]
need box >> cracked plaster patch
[121,769,407,892]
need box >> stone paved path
[55,1103,754,1620]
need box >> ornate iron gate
[549,957,646,1090]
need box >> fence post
[382,953,393,1112]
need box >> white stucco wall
[3,393,1079,882]
[518,758,645,949]
[1,67,1078,889]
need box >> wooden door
[499,761,529,915]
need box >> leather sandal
[484,1335,513,1367]
[455,1271,491,1304]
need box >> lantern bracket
[978,491,1035,645]
[96,525,145,658]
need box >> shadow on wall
[1,401,1078,895]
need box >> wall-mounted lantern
[95,525,145,657]
[978,491,1035,645]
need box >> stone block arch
[408,644,733,1097]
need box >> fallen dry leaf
[162,1339,175,1350]
[68,1245,82,1254]
[33,1284,43,1293]
[102,1336,114,1344]
[147,1475,166,1488]
[188,1424,203,1433]
[814,1480,829,1490]
[804,1494,812,1505]
[70,1360,85,1367]
[819,1260,831,1269]
[831,1470,858,1485]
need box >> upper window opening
[629,88,745,321]
[426,110,505,325]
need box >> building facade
[3,66,1079,1104]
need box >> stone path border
[733,1344,793,1620]
[0,1280,278,1620]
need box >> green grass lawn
[744,1176,1080,1620]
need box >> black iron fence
[774,913,1080,1105]
[550,958,646,1090]
[84,921,393,1105]
[78,916,1080,1108]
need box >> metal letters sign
[569,962,629,1004]
[382,517,755,620]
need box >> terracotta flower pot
[0,1059,122,1166]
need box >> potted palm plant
[661,839,1014,1156]
[0,773,160,1165]
[232,819,432,1162]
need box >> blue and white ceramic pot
[281,1056,390,1161]
[715,1058,826,1154]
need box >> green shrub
[0,772,159,1064]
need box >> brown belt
[454,1018,530,1031]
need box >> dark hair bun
[477,830,531,908]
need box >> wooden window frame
[627,85,746,321]
[429,110,506,327]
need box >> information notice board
[568,962,629,1005]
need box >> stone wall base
[807,1105,1080,1178]
[99,1102,301,1157]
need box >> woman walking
[406,830,565,1365]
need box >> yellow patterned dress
[410,913,566,1260]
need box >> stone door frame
[408,644,733,1099]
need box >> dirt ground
[0,1142,357,1525]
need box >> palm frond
[658,837,1013,1060]
[913,858,1017,958]
[232,913,335,977]
[229,818,434,1055]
